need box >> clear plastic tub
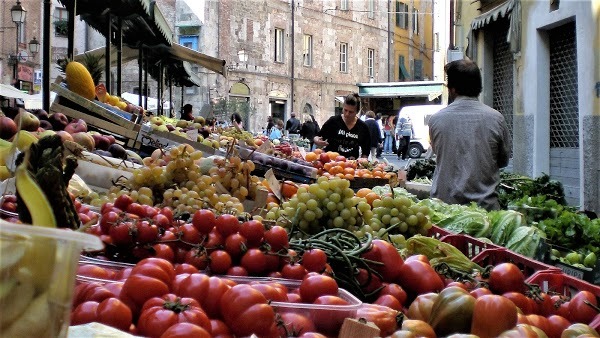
[0,220,103,337]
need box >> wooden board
[50,82,139,130]
[136,124,216,155]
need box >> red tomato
[104,281,124,298]
[311,295,350,334]
[205,229,224,250]
[239,220,265,247]
[502,292,536,315]
[226,266,249,276]
[209,250,232,274]
[99,211,119,234]
[546,315,571,338]
[355,268,383,295]
[96,297,133,331]
[71,301,99,326]
[77,264,113,280]
[301,249,328,272]
[470,287,493,298]
[109,221,135,245]
[153,213,172,230]
[219,284,276,337]
[135,221,159,244]
[361,240,404,282]
[179,223,202,245]
[138,294,210,338]
[525,314,551,336]
[405,254,430,264]
[215,214,240,238]
[277,313,316,337]
[151,243,175,262]
[192,209,216,234]
[287,293,302,303]
[100,202,116,215]
[114,194,134,210]
[264,252,281,272]
[568,291,598,324]
[396,260,444,296]
[281,263,308,280]
[406,293,438,322]
[127,202,147,217]
[264,226,289,252]
[536,292,555,316]
[240,249,267,275]
[224,233,248,258]
[131,263,173,289]
[379,283,408,306]
[446,281,469,290]
[159,323,211,338]
[298,333,328,338]
[174,263,200,275]
[299,275,339,303]
[250,283,289,302]
[173,274,231,319]
[120,274,170,312]
[471,294,519,338]
[209,319,233,337]
[76,283,116,306]
[374,294,403,311]
[184,247,209,270]
[488,263,525,294]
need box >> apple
[176,120,190,128]
[91,134,110,151]
[166,124,175,132]
[335,155,347,162]
[104,135,116,145]
[64,118,88,134]
[71,132,95,151]
[193,116,205,125]
[14,111,40,132]
[56,130,74,143]
[48,113,69,131]
[0,116,18,140]
[39,120,53,131]
[319,153,331,164]
[31,109,49,121]
[149,116,163,126]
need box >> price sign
[185,129,199,141]
[257,140,274,154]
[298,147,307,160]
[265,169,282,201]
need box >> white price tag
[265,169,283,201]
[298,147,307,160]
[186,129,199,141]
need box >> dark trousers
[376,138,383,157]
[397,136,411,160]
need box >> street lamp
[11,0,26,88]
[28,37,39,55]
[237,49,248,63]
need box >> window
[368,0,375,18]
[54,7,68,37]
[367,48,375,78]
[339,42,348,73]
[303,34,312,67]
[395,2,408,29]
[179,36,199,50]
[398,55,409,80]
[414,60,423,80]
[341,0,349,10]
[413,8,419,34]
[275,28,284,62]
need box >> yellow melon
[65,61,96,100]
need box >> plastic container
[404,181,432,200]
[224,276,362,335]
[471,248,561,279]
[0,220,103,337]
[439,234,502,259]
[427,224,454,239]
[77,255,134,281]
[526,270,600,298]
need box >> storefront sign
[17,65,33,82]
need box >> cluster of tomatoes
[0,194,99,225]
[73,257,374,337]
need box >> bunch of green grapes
[363,195,433,240]
[265,177,365,235]
[220,128,255,144]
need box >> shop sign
[17,64,33,82]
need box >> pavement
[377,153,415,171]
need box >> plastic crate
[427,224,454,239]
[77,256,134,281]
[526,270,600,298]
[439,234,502,259]
[471,248,561,279]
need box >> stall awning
[357,81,444,101]
[75,43,227,78]
[468,0,521,55]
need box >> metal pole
[43,0,51,111]
[116,17,122,96]
[138,48,143,107]
[105,13,112,94]
[14,22,19,87]
[67,0,75,59]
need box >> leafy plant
[406,158,436,181]
[54,20,68,37]
[82,52,104,86]
[497,172,566,209]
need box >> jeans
[383,131,393,153]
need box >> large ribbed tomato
[471,295,518,338]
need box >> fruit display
[305,149,394,180]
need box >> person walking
[230,113,244,130]
[383,116,394,154]
[429,59,512,211]
[285,112,301,136]
[300,116,319,150]
[265,116,274,136]
[363,111,382,161]
[375,113,384,158]
[396,115,413,160]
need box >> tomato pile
[73,257,360,337]
[0,193,99,225]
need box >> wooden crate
[136,124,216,155]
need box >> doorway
[270,99,286,124]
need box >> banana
[14,130,38,152]
[2,291,50,337]
[0,268,35,330]
[15,151,56,228]
[0,165,11,180]
[0,239,26,274]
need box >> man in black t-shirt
[314,93,370,159]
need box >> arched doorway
[228,82,251,129]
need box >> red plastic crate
[526,270,600,298]
[427,224,454,239]
[471,248,561,279]
[439,234,502,259]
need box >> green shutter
[398,55,409,80]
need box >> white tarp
[23,92,57,110]
[121,92,172,111]
[0,84,33,100]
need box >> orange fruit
[281,181,299,199]
[305,152,317,162]
[344,174,354,180]
[356,188,372,198]
[343,167,355,176]
[365,192,381,206]
[314,149,323,155]
[327,152,340,161]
